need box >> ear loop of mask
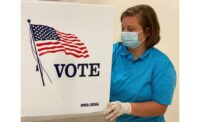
[137,31,146,46]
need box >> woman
[104,4,176,122]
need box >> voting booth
[21,0,114,120]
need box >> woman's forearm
[130,101,167,117]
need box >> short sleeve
[152,56,176,105]
[112,42,122,65]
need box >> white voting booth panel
[21,1,113,117]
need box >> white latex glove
[104,101,132,121]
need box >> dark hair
[121,5,160,49]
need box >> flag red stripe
[36,41,86,49]
[60,40,85,46]
[36,39,82,47]
[38,46,63,52]
[38,45,88,54]
[37,42,87,50]
[60,43,87,50]
[57,31,75,36]
[57,32,77,38]
[39,49,89,58]
[36,42,60,46]
[58,35,78,39]
[59,39,81,43]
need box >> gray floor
[21,112,115,122]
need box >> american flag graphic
[30,24,89,58]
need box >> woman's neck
[128,44,146,59]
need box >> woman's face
[121,16,146,43]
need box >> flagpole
[27,19,45,86]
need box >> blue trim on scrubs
[110,42,176,122]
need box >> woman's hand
[104,101,131,121]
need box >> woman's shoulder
[150,47,174,67]
[151,47,168,58]
[113,42,123,49]
[112,42,123,53]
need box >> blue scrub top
[110,42,176,122]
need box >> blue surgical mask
[121,31,145,48]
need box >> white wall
[22,0,179,121]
